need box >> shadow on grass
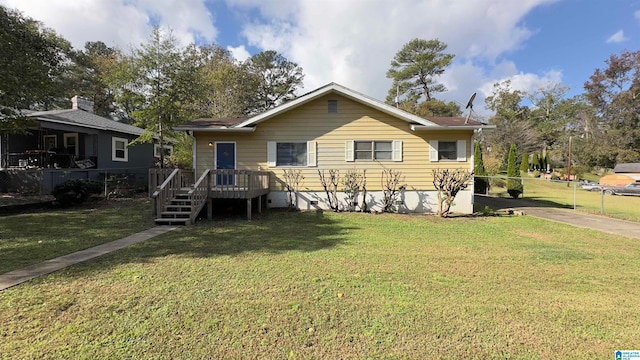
[0,198,156,274]
[474,194,573,211]
[63,209,354,275]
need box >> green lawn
[489,177,640,222]
[0,197,154,274]
[1,210,639,359]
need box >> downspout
[470,129,483,206]
[189,131,197,175]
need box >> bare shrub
[432,169,473,217]
[282,169,304,209]
[318,169,340,211]
[342,169,366,212]
[381,169,404,212]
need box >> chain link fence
[475,175,640,222]
[0,167,151,198]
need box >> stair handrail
[152,168,181,217]
[187,169,211,224]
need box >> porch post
[207,170,212,220]
[247,198,252,220]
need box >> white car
[580,181,601,191]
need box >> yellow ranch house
[155,83,492,224]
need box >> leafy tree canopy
[484,80,537,161]
[0,5,69,134]
[583,50,640,165]
[243,50,304,113]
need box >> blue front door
[216,142,235,185]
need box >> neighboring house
[173,83,492,215]
[0,96,169,193]
[599,163,640,186]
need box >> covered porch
[150,168,270,224]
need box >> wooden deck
[151,168,270,223]
[208,170,270,199]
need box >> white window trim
[63,133,79,157]
[346,140,402,162]
[429,140,466,162]
[267,141,314,168]
[112,137,129,162]
[154,143,173,157]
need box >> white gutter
[173,127,256,133]
[410,124,494,131]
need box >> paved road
[475,195,640,240]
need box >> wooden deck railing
[151,168,181,217]
[149,168,173,197]
[209,170,270,199]
[149,168,194,197]
[187,169,211,224]
[150,168,270,222]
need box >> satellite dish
[465,92,476,109]
[464,92,477,124]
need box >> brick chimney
[71,95,94,113]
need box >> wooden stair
[155,189,195,225]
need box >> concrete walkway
[475,195,640,239]
[0,226,177,291]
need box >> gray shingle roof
[28,109,144,136]
[613,163,640,174]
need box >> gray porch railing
[149,168,194,197]
[151,168,181,217]
[187,169,211,224]
[149,168,270,222]
[209,170,270,199]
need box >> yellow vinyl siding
[193,94,473,191]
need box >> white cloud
[478,67,563,98]
[1,0,564,116]
[0,0,217,50]
[606,30,628,44]
[635,10,640,20]
[229,0,556,114]
[227,45,251,62]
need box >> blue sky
[1,0,638,116]
[506,0,640,99]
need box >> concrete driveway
[475,195,640,240]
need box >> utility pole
[566,135,572,187]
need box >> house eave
[174,126,256,133]
[31,115,144,137]
[410,124,496,131]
